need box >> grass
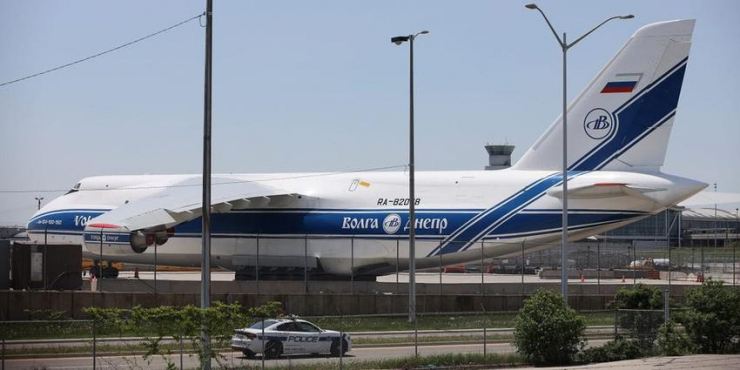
[1,311,614,341]
[639,245,738,261]
[5,331,615,358]
[310,311,613,333]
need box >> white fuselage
[26,169,704,276]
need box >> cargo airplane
[27,19,705,278]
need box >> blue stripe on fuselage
[28,207,645,248]
[27,210,108,231]
[429,172,589,256]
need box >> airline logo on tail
[583,108,614,140]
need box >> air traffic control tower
[484,144,515,170]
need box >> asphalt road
[6,340,603,370]
[4,326,615,351]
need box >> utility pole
[200,0,213,368]
[35,197,44,210]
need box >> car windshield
[249,320,278,330]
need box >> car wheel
[264,340,283,359]
[242,350,255,359]
[330,338,349,357]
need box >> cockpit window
[65,182,81,195]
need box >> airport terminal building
[601,207,739,247]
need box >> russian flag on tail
[601,73,643,93]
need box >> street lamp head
[620,14,635,19]
[391,36,410,45]
[419,30,429,35]
[525,3,538,10]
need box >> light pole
[525,3,633,305]
[392,30,429,325]
[34,197,44,210]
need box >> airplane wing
[547,182,663,201]
[85,176,302,233]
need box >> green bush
[677,279,740,353]
[656,321,694,356]
[611,284,664,347]
[611,283,663,310]
[579,336,648,363]
[513,289,586,365]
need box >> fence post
[521,241,525,291]
[304,235,309,294]
[99,229,104,291]
[396,239,400,294]
[154,241,158,296]
[439,252,443,296]
[256,236,260,293]
[633,242,637,286]
[613,308,618,340]
[261,317,265,370]
[597,241,601,295]
[92,319,97,370]
[481,304,487,363]
[350,237,354,295]
[2,322,5,370]
[179,326,184,370]
[339,310,344,370]
[664,288,670,324]
[414,311,419,359]
[480,240,485,296]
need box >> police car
[231,318,351,359]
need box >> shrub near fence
[513,289,586,366]
[677,279,740,354]
[610,284,665,347]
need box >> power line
[0,13,204,88]
[0,164,408,194]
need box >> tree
[678,279,740,353]
[514,289,586,365]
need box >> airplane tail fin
[514,19,695,172]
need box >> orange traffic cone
[621,275,626,283]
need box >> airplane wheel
[330,338,348,357]
[264,340,283,359]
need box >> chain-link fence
[1,309,621,370]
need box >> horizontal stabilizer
[547,182,663,200]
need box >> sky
[1,0,739,226]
